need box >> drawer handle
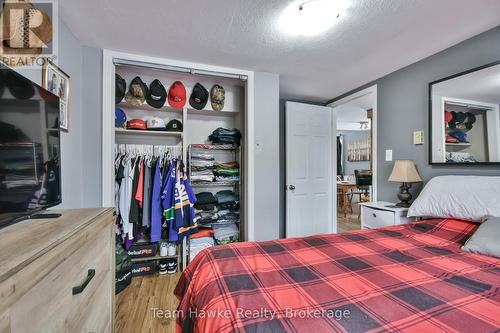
[372,213,377,218]
[72,269,95,295]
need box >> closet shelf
[187,108,238,117]
[130,254,178,262]
[115,128,183,137]
[116,101,182,113]
[116,101,238,116]
[445,143,472,147]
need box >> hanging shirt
[142,161,152,227]
[162,160,178,242]
[129,158,141,238]
[174,161,198,239]
[118,160,131,238]
[150,157,162,242]
[135,158,145,208]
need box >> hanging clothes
[174,160,198,238]
[162,159,178,242]
[150,157,163,242]
[114,144,194,248]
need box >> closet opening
[102,50,255,276]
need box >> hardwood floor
[116,272,181,333]
[337,203,362,233]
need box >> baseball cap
[449,131,469,143]
[464,112,476,130]
[147,117,166,130]
[168,81,186,109]
[146,79,167,109]
[125,77,148,107]
[189,83,209,110]
[127,119,147,130]
[115,107,127,127]
[166,119,183,132]
[444,111,452,126]
[210,84,225,111]
[115,74,126,104]
[445,135,459,143]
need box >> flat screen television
[0,65,61,229]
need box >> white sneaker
[167,243,176,256]
[159,242,168,257]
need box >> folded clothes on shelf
[189,236,215,261]
[191,144,236,150]
[217,201,240,211]
[214,161,239,169]
[213,168,239,177]
[215,190,239,204]
[195,203,216,211]
[190,160,214,168]
[190,175,214,183]
[209,128,242,146]
[214,175,239,182]
[191,152,215,161]
[213,222,239,245]
[191,169,213,176]
[196,192,217,204]
[191,165,213,172]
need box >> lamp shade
[388,160,422,183]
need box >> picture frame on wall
[42,60,70,132]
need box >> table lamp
[388,160,422,207]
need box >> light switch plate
[413,130,424,145]
[385,150,393,162]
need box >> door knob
[289,185,296,190]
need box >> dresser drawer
[362,207,395,229]
[8,220,112,333]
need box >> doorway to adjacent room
[329,85,377,233]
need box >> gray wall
[329,25,500,202]
[81,47,103,207]
[13,21,84,209]
[254,72,280,241]
[338,130,371,176]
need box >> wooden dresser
[0,208,115,333]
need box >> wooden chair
[349,170,372,217]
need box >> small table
[337,181,357,216]
[359,201,412,229]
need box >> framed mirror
[429,61,500,165]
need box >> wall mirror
[430,61,500,164]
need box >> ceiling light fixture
[278,0,346,37]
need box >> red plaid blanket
[175,219,500,333]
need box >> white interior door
[286,102,336,238]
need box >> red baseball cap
[127,119,147,130]
[444,111,452,124]
[168,81,186,109]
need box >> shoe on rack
[159,242,168,257]
[167,243,176,257]
[159,260,168,275]
[166,259,177,274]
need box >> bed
[175,218,500,333]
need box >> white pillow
[407,176,500,222]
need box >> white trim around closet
[101,49,256,241]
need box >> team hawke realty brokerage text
[151,307,351,321]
